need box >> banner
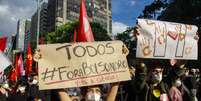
[136,19,198,60]
[38,41,131,90]
[0,51,11,72]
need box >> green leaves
[45,21,111,43]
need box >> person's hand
[133,26,140,37]
[170,59,177,66]
[106,82,120,101]
[111,82,120,86]
[170,59,186,68]
[34,98,42,101]
[0,87,6,95]
[129,67,135,78]
[194,32,199,41]
[33,49,42,62]
[122,45,129,56]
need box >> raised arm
[57,89,72,101]
[106,83,120,101]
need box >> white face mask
[152,74,162,83]
[18,87,26,93]
[175,79,182,87]
[32,79,38,85]
[86,93,101,101]
[2,83,9,89]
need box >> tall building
[31,2,48,43]
[16,19,31,51]
[47,0,112,36]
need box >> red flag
[0,37,7,52]
[26,43,32,77]
[78,0,94,42]
[17,54,24,77]
[8,68,17,81]
[15,54,20,77]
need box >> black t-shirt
[7,92,28,101]
[0,93,7,101]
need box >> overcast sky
[0,0,153,36]
[0,0,37,35]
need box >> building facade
[16,19,31,51]
[31,2,48,42]
[47,0,112,36]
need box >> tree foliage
[139,0,168,19]
[45,21,111,44]
[91,22,111,41]
[139,0,201,33]
[115,27,136,58]
[158,0,201,33]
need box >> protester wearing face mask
[17,85,26,93]
[7,81,28,101]
[58,83,119,101]
[28,73,42,101]
[196,69,201,101]
[167,66,185,101]
[129,60,171,101]
[0,84,8,101]
[81,86,102,101]
[148,61,171,101]
[2,82,12,93]
[41,45,128,101]
[182,68,199,101]
[6,81,18,101]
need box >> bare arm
[57,89,72,101]
[105,45,128,101]
[106,83,119,101]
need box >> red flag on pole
[15,54,20,78]
[8,54,19,81]
[0,36,7,52]
[26,43,32,77]
[17,54,24,77]
[78,0,94,42]
[8,68,17,81]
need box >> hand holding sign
[170,59,177,66]
[33,49,42,62]
[38,41,131,90]
[133,26,141,37]
[136,19,198,60]
[122,45,129,56]
[194,32,199,41]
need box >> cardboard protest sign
[136,19,198,60]
[38,41,131,90]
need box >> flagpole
[36,0,40,48]
[35,0,40,76]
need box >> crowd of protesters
[124,59,200,101]
[0,73,43,101]
[0,28,200,101]
[0,58,200,101]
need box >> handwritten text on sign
[38,41,131,90]
[136,19,198,60]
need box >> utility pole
[37,0,41,48]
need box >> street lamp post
[37,0,41,48]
